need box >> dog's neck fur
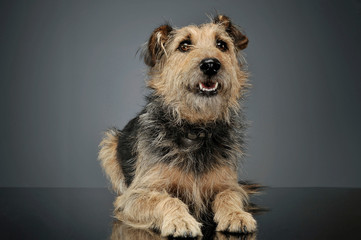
[140,94,246,174]
[146,94,242,128]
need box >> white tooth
[199,83,204,90]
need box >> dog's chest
[177,129,213,148]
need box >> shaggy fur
[111,221,257,240]
[99,15,256,238]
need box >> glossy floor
[1,188,360,239]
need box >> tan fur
[99,15,256,237]
[120,164,239,219]
[214,232,256,240]
[111,221,164,240]
[112,164,254,236]
[113,187,202,237]
[111,221,256,240]
[212,189,257,232]
[98,129,126,194]
[148,24,248,124]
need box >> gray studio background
[1,0,360,188]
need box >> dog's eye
[216,40,228,52]
[178,40,192,52]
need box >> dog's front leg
[212,188,257,234]
[113,188,202,238]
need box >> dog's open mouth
[196,81,220,96]
[199,82,218,92]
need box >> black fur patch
[116,95,247,187]
[116,117,139,186]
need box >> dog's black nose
[200,58,221,76]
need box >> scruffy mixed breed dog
[99,15,257,238]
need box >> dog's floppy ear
[214,15,248,50]
[144,24,173,67]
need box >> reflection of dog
[99,15,256,238]
[111,221,257,240]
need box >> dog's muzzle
[195,58,221,96]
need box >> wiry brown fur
[147,23,249,124]
[98,15,257,237]
[111,221,257,240]
[98,128,126,194]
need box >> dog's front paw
[161,214,202,237]
[215,211,257,234]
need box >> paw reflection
[111,221,166,240]
[214,232,256,240]
[111,221,256,240]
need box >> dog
[98,15,256,238]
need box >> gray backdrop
[1,0,360,188]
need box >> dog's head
[143,15,249,123]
